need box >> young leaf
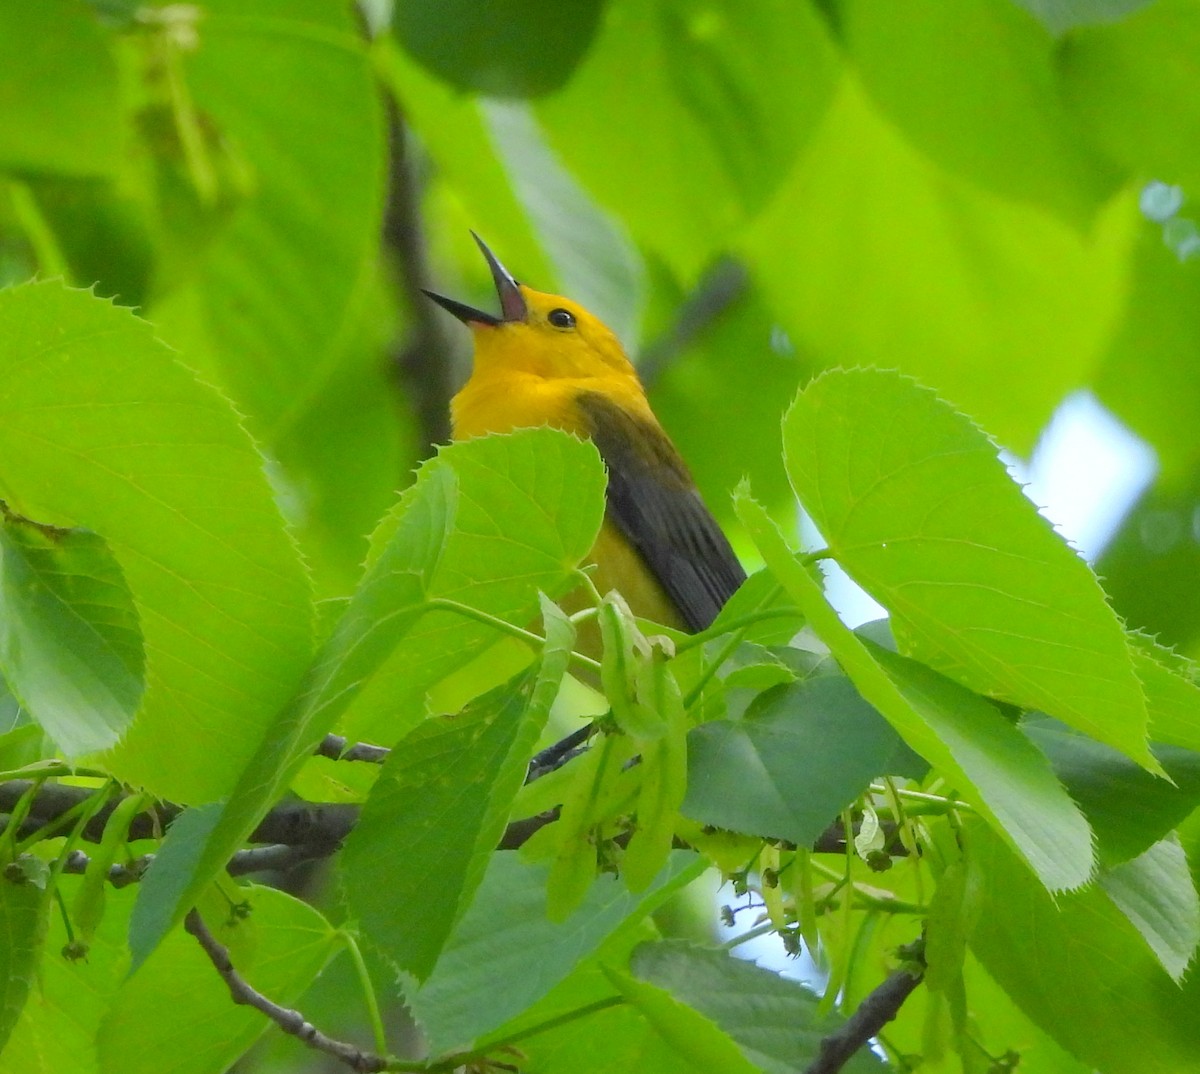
[103,884,337,1074]
[0,519,142,758]
[783,368,1156,772]
[340,428,607,744]
[601,963,761,1074]
[630,941,888,1073]
[342,597,574,981]
[683,674,910,846]
[409,851,705,1056]
[735,488,1094,892]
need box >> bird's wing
[576,391,746,632]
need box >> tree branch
[383,103,456,455]
[184,908,390,1073]
[804,940,926,1074]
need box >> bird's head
[424,233,635,382]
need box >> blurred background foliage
[1,0,1199,645]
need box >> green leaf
[1023,715,1200,866]
[601,962,760,1074]
[6,876,334,1074]
[517,1001,702,1074]
[842,0,1119,225]
[0,862,50,1054]
[1060,1,1200,196]
[630,941,887,1073]
[0,280,312,801]
[150,0,386,438]
[1095,229,1200,487]
[784,368,1155,771]
[0,0,121,177]
[103,885,337,1074]
[129,430,602,970]
[735,488,1094,892]
[1096,468,1200,655]
[393,0,604,97]
[0,518,142,757]
[535,0,840,279]
[683,675,909,846]
[127,803,222,968]
[342,598,574,981]
[410,851,705,1054]
[1132,642,1200,753]
[968,821,1200,1074]
[740,78,1132,454]
[1099,834,1200,982]
[340,429,606,744]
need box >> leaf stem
[423,597,602,675]
[338,929,389,1058]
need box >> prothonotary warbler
[425,233,746,633]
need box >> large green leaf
[783,368,1155,771]
[393,0,604,97]
[342,600,574,981]
[842,0,1119,224]
[0,1,121,177]
[741,78,1132,453]
[683,674,910,845]
[3,877,334,1074]
[968,822,1200,1074]
[0,280,312,801]
[409,851,705,1055]
[1023,715,1200,866]
[0,519,142,757]
[150,0,387,476]
[129,430,603,970]
[101,885,336,1074]
[536,0,840,280]
[1060,0,1200,196]
[631,941,887,1074]
[735,489,1094,892]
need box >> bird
[424,233,745,634]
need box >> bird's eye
[548,308,576,329]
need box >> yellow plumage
[426,234,745,633]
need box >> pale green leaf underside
[735,488,1094,892]
[783,368,1154,771]
[0,520,142,757]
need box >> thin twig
[315,734,390,765]
[184,908,390,1073]
[635,256,749,388]
[804,940,926,1074]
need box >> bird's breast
[452,371,599,440]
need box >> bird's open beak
[423,232,528,327]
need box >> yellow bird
[425,234,745,633]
